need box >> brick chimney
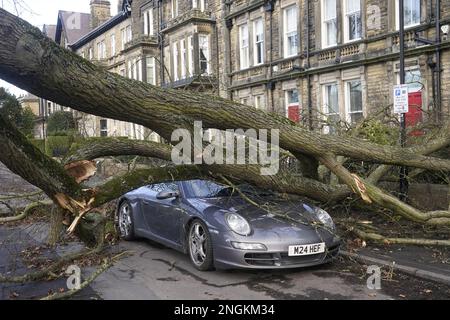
[90,0,111,29]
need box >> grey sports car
[116,179,341,271]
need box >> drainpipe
[269,3,274,111]
[265,0,275,112]
[158,0,165,85]
[306,0,312,130]
[435,0,442,123]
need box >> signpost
[393,84,409,114]
[398,0,408,202]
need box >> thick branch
[319,154,450,226]
[349,227,450,247]
[66,138,340,204]
[0,115,82,200]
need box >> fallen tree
[0,8,449,249]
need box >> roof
[19,93,39,102]
[55,10,92,46]
[42,24,57,41]
[70,10,131,50]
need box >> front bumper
[211,231,341,270]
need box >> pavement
[342,245,450,286]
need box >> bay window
[253,18,264,65]
[322,0,337,47]
[239,24,249,69]
[283,5,298,57]
[344,0,361,42]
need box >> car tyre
[188,220,214,271]
[117,200,136,241]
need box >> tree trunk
[47,206,64,246]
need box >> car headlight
[315,209,335,230]
[225,213,251,236]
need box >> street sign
[393,84,409,114]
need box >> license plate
[288,243,325,256]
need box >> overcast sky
[0,0,119,97]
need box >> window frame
[395,0,421,29]
[254,94,265,110]
[322,83,340,133]
[188,36,194,76]
[344,80,363,124]
[321,0,338,48]
[110,34,116,56]
[100,119,108,137]
[253,18,264,65]
[239,23,250,69]
[180,39,186,79]
[146,56,156,85]
[283,5,298,58]
[343,0,362,43]
[193,0,205,12]
[171,0,179,19]
[143,8,154,36]
[172,41,179,81]
[199,34,210,74]
[285,89,299,118]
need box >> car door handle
[142,200,151,205]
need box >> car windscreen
[186,180,276,198]
[186,180,236,198]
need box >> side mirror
[156,190,180,200]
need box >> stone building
[224,0,450,131]
[47,0,449,138]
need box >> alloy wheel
[189,222,208,266]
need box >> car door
[142,182,184,245]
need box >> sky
[0,0,119,97]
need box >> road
[90,239,391,300]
